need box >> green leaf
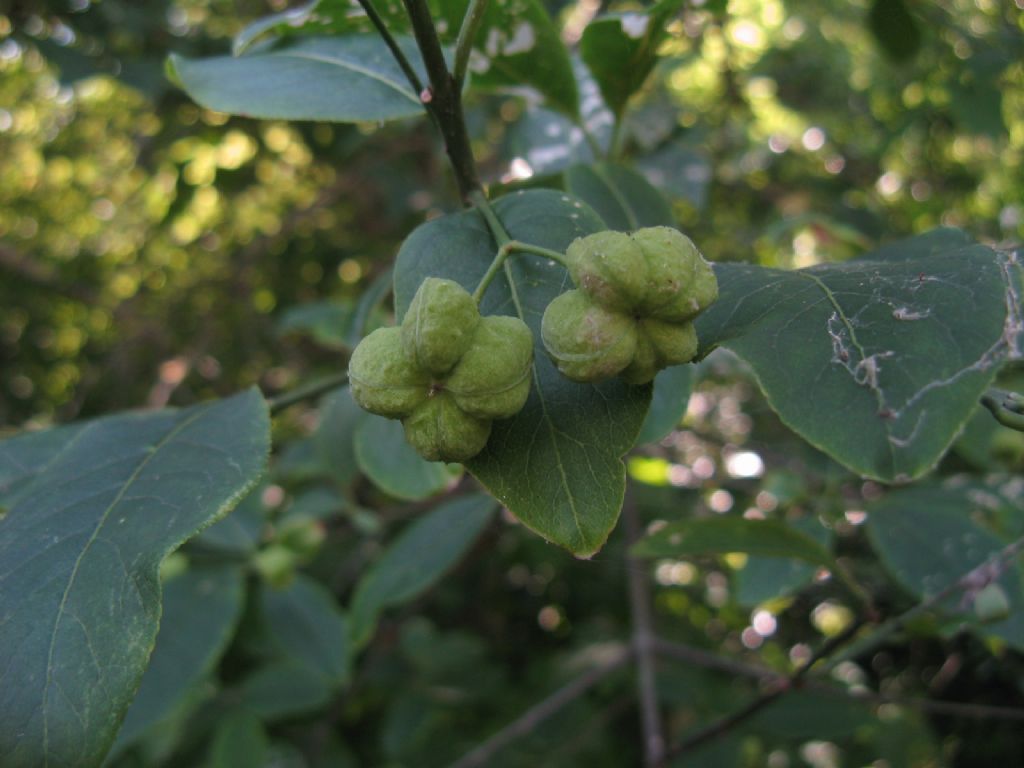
[0,389,269,768]
[696,230,1020,482]
[634,364,693,446]
[867,0,922,63]
[564,162,675,231]
[393,190,651,556]
[438,0,579,117]
[109,564,246,759]
[354,414,461,501]
[312,387,363,490]
[207,711,270,768]
[866,484,1024,650]
[261,574,349,685]
[236,660,332,721]
[0,422,87,509]
[631,516,837,568]
[579,1,682,116]
[349,494,496,648]
[735,517,833,606]
[168,36,426,123]
[233,0,578,117]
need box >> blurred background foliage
[2,0,1024,766]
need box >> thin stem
[664,619,864,760]
[472,244,513,304]
[402,0,481,200]
[453,0,489,89]
[652,638,776,681]
[268,371,349,415]
[623,501,666,767]
[654,638,1024,722]
[576,117,604,157]
[469,191,572,302]
[607,116,625,161]
[469,190,511,246]
[447,645,631,768]
[353,0,425,97]
[509,242,571,267]
[471,242,569,303]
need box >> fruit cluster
[347,227,717,462]
[541,227,717,384]
[348,278,533,462]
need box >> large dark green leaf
[349,494,496,648]
[168,36,426,123]
[564,162,675,231]
[109,564,246,759]
[394,190,651,556]
[0,389,270,768]
[696,231,1021,482]
[631,516,837,568]
[867,484,1024,650]
[579,0,682,116]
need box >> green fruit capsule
[632,227,717,321]
[447,315,534,420]
[567,230,648,311]
[403,393,492,463]
[402,277,480,376]
[621,320,699,384]
[541,290,637,383]
[348,327,429,417]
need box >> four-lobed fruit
[348,277,533,463]
[542,226,715,384]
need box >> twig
[268,370,349,414]
[655,639,1024,722]
[664,619,864,760]
[447,646,631,768]
[401,0,481,200]
[453,0,488,89]
[623,500,666,767]
[825,533,1024,672]
[353,0,426,97]
[662,534,1024,759]
[652,638,776,681]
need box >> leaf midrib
[41,404,211,763]
[271,48,420,104]
[501,258,589,552]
